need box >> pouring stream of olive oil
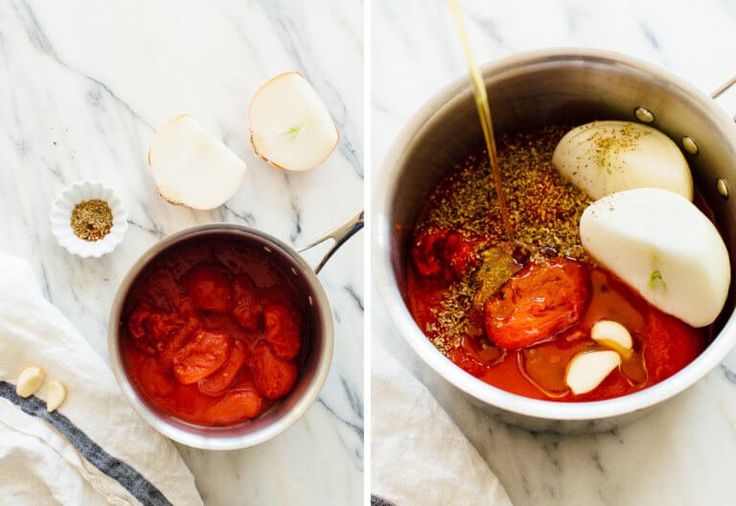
[448,0,514,241]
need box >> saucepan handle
[712,73,736,100]
[298,211,364,274]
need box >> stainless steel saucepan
[109,211,363,450]
[374,48,736,432]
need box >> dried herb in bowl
[70,199,113,241]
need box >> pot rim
[108,222,334,450]
[373,47,736,421]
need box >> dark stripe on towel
[0,380,173,506]
[372,495,397,506]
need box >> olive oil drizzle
[447,0,513,241]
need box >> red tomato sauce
[405,128,718,401]
[120,237,307,426]
[407,235,710,401]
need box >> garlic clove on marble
[591,320,633,358]
[248,72,339,172]
[566,350,621,395]
[552,121,693,200]
[148,114,247,210]
[580,188,730,328]
[46,380,66,412]
[16,366,45,398]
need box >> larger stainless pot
[374,48,736,432]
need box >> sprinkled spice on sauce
[415,126,591,354]
[70,199,113,241]
[420,126,590,260]
[407,125,709,401]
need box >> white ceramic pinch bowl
[50,181,128,258]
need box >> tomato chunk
[147,313,186,341]
[448,347,492,378]
[264,304,302,360]
[442,232,480,278]
[128,302,152,341]
[127,302,187,354]
[137,355,175,398]
[198,340,248,396]
[160,317,202,364]
[183,263,233,313]
[172,331,231,384]
[204,389,263,425]
[249,343,298,400]
[232,275,262,330]
[142,267,193,315]
[484,258,590,350]
[644,309,705,383]
[411,229,478,281]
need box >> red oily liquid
[407,255,708,401]
[121,237,307,426]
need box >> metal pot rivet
[634,107,655,123]
[717,179,729,199]
[682,136,699,155]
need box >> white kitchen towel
[0,254,203,506]
[371,341,513,506]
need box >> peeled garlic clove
[591,320,633,358]
[248,71,339,172]
[553,121,693,200]
[148,114,247,210]
[580,188,730,327]
[46,380,66,412]
[16,366,45,398]
[566,350,621,395]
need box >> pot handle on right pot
[298,211,364,274]
[712,73,736,102]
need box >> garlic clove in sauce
[591,320,633,358]
[566,350,621,395]
[580,187,730,328]
[552,121,693,201]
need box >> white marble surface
[0,1,363,504]
[372,1,736,505]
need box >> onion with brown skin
[248,72,339,172]
[148,114,247,210]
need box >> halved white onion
[580,188,730,328]
[248,72,338,172]
[148,114,247,210]
[553,121,693,200]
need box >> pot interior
[386,53,736,340]
[111,226,332,448]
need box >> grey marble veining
[0,0,363,504]
[372,1,736,505]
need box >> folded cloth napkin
[0,254,202,506]
[371,341,512,506]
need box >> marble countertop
[372,1,736,505]
[0,1,363,504]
